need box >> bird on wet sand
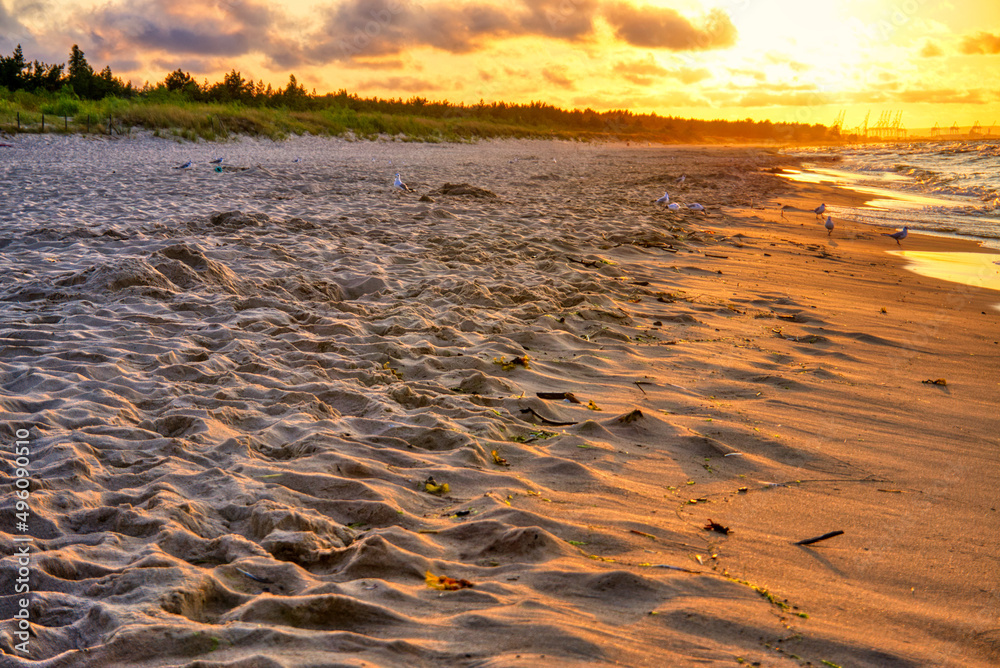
[813,203,826,218]
[655,192,670,205]
[825,215,834,236]
[883,226,908,245]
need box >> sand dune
[1,135,997,667]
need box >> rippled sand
[1,135,997,667]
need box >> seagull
[813,203,826,218]
[883,226,908,245]
[676,175,686,184]
[667,202,680,211]
[175,161,192,169]
[209,157,223,164]
[394,173,414,192]
[825,215,834,236]
[655,192,670,205]
[687,203,705,212]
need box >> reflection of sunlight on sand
[889,251,1000,306]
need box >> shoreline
[1,139,997,667]
[758,172,1000,296]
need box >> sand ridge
[1,136,997,667]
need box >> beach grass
[0,91,605,142]
[0,87,836,144]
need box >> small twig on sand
[519,407,577,426]
[795,530,844,546]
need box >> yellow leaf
[425,570,474,591]
[424,477,450,495]
[587,400,602,411]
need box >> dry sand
[1,135,997,667]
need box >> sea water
[782,139,1000,248]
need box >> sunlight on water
[783,141,1000,245]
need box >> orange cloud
[960,32,1000,54]
[358,75,443,92]
[897,88,987,104]
[542,66,575,89]
[613,57,709,86]
[919,40,943,58]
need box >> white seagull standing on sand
[667,202,680,211]
[676,175,686,184]
[883,226,908,245]
[813,203,826,218]
[825,215,834,236]
[175,161,192,169]
[655,192,670,205]
[209,157,223,164]
[394,173,414,192]
[687,203,705,212]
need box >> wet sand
[1,136,997,667]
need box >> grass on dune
[0,90,637,143]
[0,87,831,144]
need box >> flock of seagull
[651,183,909,245]
[653,191,706,212]
[171,161,911,246]
[808,202,908,245]
[392,170,911,246]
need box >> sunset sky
[2,0,999,130]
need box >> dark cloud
[960,32,1000,55]
[299,0,604,66]
[81,0,274,60]
[294,0,734,66]
[304,0,513,63]
[0,1,44,59]
[521,0,600,41]
[4,0,740,83]
[603,4,736,51]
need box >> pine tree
[0,44,27,90]
[67,44,95,98]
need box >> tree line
[0,44,833,142]
[0,45,133,99]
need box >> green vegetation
[1,44,837,144]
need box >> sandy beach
[1,135,998,667]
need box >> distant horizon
[3,1,999,129]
